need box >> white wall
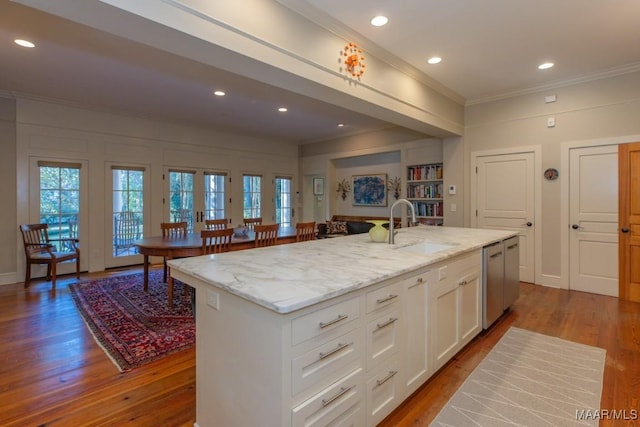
[300,130,444,224]
[13,97,298,279]
[462,70,640,283]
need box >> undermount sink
[397,242,454,255]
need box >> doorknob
[621,227,630,233]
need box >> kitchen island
[169,225,517,427]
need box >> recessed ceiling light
[427,56,442,65]
[213,90,225,96]
[14,39,35,48]
[278,107,288,112]
[337,123,345,127]
[370,15,388,27]
[538,62,554,70]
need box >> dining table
[133,226,297,307]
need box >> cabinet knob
[571,224,580,230]
[621,227,630,233]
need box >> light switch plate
[207,289,220,310]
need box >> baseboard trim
[536,273,563,289]
[0,272,18,286]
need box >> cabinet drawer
[292,329,363,396]
[292,368,365,427]
[292,297,361,346]
[437,250,481,281]
[366,309,401,370]
[365,282,401,314]
[365,354,402,427]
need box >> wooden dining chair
[204,218,228,230]
[160,221,188,283]
[254,223,279,248]
[243,217,262,230]
[201,228,234,255]
[295,221,316,242]
[19,223,80,288]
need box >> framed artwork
[352,174,387,206]
[313,177,324,195]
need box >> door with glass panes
[274,176,293,227]
[165,168,228,232]
[29,159,90,276]
[106,165,149,268]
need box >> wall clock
[342,42,366,78]
[544,168,559,180]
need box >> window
[112,167,144,256]
[243,174,261,219]
[204,172,226,220]
[275,176,293,226]
[169,170,195,231]
[38,162,80,250]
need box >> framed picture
[313,177,324,195]
[352,174,387,206]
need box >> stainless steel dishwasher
[483,241,504,329]
[503,236,520,309]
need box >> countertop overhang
[168,226,517,314]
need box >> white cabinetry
[180,248,483,427]
[429,251,482,371]
[402,269,435,395]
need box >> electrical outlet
[207,290,220,310]
[438,266,447,281]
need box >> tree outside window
[275,176,292,226]
[243,174,261,219]
[39,163,80,249]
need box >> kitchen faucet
[389,198,416,244]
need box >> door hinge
[162,197,165,205]
[162,173,165,180]
[475,209,478,216]
[475,166,478,173]
[229,197,232,204]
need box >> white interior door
[475,152,535,283]
[569,145,618,296]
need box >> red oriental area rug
[70,269,195,372]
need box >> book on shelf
[407,164,443,181]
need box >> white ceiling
[2,1,640,143]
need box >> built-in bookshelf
[407,163,444,225]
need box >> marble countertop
[168,226,517,314]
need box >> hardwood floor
[0,271,638,426]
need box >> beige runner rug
[430,327,605,427]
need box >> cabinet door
[403,271,432,395]
[365,354,402,426]
[429,277,460,372]
[458,269,482,346]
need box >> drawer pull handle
[459,280,468,286]
[321,385,353,407]
[490,251,503,259]
[319,342,352,360]
[376,370,399,387]
[376,294,398,304]
[416,277,424,283]
[507,243,518,250]
[319,314,349,329]
[376,317,398,330]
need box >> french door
[29,158,89,275]
[165,168,229,232]
[274,175,293,226]
[105,164,150,268]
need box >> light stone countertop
[168,226,517,314]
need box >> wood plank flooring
[0,270,638,426]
